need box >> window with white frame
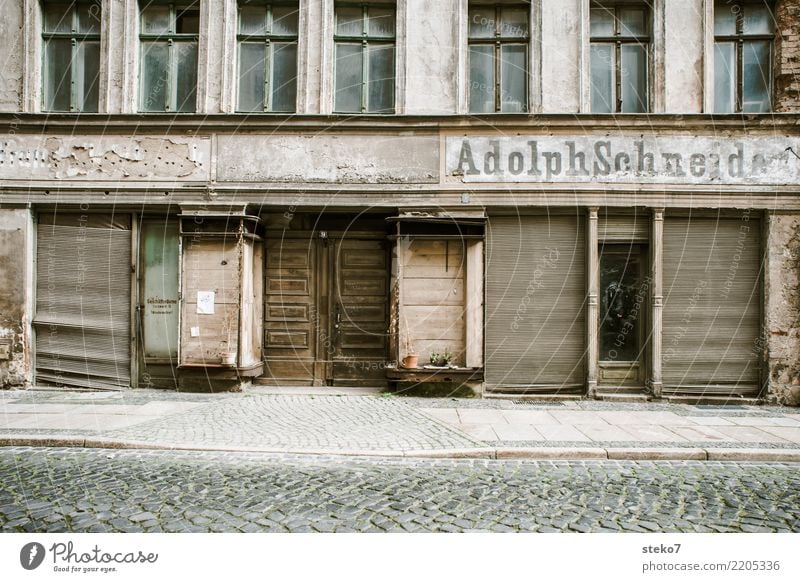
[139,2,199,113]
[590,2,650,113]
[467,3,529,113]
[333,3,396,114]
[714,1,774,113]
[42,1,101,112]
[237,1,298,112]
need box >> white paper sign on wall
[196,291,215,315]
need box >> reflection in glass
[600,249,644,362]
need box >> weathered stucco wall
[541,0,582,113]
[0,0,23,112]
[404,0,458,114]
[664,0,704,113]
[775,0,800,112]
[766,213,800,405]
[0,208,31,387]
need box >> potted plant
[429,347,453,368]
[401,315,418,369]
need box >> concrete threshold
[3,434,800,463]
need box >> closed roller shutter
[662,216,762,396]
[34,214,132,389]
[485,215,586,393]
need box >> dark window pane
[620,8,646,36]
[336,7,362,36]
[175,42,198,112]
[77,2,101,34]
[44,38,72,111]
[590,43,614,113]
[141,6,170,35]
[239,6,266,36]
[599,251,642,362]
[743,4,772,34]
[176,7,200,34]
[77,40,100,112]
[141,41,169,111]
[334,43,362,112]
[714,3,736,35]
[238,42,266,111]
[272,42,297,112]
[44,3,72,33]
[469,45,494,113]
[468,8,495,38]
[500,44,526,112]
[273,5,299,36]
[620,43,647,112]
[714,41,736,113]
[368,6,395,37]
[742,40,771,112]
[590,7,614,36]
[500,7,528,38]
[367,43,394,112]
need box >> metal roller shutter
[662,216,762,396]
[34,215,132,389]
[485,215,586,393]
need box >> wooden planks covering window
[34,213,132,389]
[485,214,586,394]
[662,215,763,396]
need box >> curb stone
[3,435,800,462]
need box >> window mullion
[736,39,743,112]
[494,7,501,112]
[361,6,368,113]
[264,40,272,112]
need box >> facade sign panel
[446,136,800,185]
[0,136,210,180]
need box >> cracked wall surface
[0,209,30,387]
[766,213,800,405]
[0,136,211,180]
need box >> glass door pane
[599,246,644,362]
[141,221,180,360]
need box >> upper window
[333,3,396,114]
[590,2,650,113]
[42,1,101,112]
[237,2,299,112]
[468,4,529,113]
[139,2,199,113]
[714,1,774,113]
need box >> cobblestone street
[1,448,798,533]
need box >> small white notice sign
[196,291,215,314]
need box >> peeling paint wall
[766,213,800,405]
[0,0,23,112]
[0,135,211,180]
[0,208,31,388]
[775,0,800,112]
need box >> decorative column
[587,207,599,397]
[650,208,664,398]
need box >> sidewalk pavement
[1,387,800,462]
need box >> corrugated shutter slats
[662,217,761,396]
[485,215,586,393]
[34,218,131,389]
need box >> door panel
[331,239,389,385]
[139,220,180,388]
[263,237,316,383]
[598,244,647,386]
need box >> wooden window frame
[713,1,774,113]
[41,1,101,112]
[589,1,651,113]
[138,1,200,113]
[467,3,530,113]
[333,2,396,114]
[236,1,299,112]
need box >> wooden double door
[263,232,389,386]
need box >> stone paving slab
[2,390,800,461]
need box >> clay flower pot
[402,353,419,369]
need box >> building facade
[0,0,799,405]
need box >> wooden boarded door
[329,238,389,386]
[262,234,388,386]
